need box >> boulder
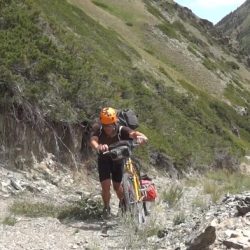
[150,152,179,179]
[237,204,250,216]
[223,237,250,249]
[186,225,216,250]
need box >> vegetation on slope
[1,0,249,170]
[216,0,250,55]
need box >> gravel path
[1,165,250,250]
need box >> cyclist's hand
[136,135,148,144]
[97,144,109,152]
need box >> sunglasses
[102,124,116,128]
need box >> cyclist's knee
[112,181,122,192]
[101,179,111,191]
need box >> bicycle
[104,140,148,224]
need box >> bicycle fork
[125,158,142,202]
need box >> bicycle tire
[131,159,148,219]
[122,173,146,224]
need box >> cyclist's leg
[111,160,124,201]
[112,181,123,200]
[100,179,112,208]
[98,157,112,209]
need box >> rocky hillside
[1,1,250,248]
[1,159,250,249]
[216,0,250,67]
[1,0,250,171]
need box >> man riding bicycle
[90,107,148,218]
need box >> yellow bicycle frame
[124,158,143,202]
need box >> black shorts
[98,156,124,183]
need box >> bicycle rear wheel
[122,173,146,224]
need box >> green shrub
[187,45,200,57]
[126,22,133,27]
[159,66,174,82]
[10,201,60,218]
[224,83,250,107]
[58,197,103,220]
[192,196,208,209]
[2,216,17,226]
[92,0,135,24]
[225,61,240,70]
[203,59,217,71]
[157,22,179,39]
[161,184,183,207]
[173,211,185,225]
[185,177,199,187]
[173,21,189,37]
[144,0,166,20]
[203,180,222,203]
[206,170,250,194]
[143,48,154,55]
[92,0,109,9]
[9,197,103,220]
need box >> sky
[175,0,246,24]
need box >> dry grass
[206,169,250,194]
[118,202,165,249]
[161,184,183,207]
[192,195,209,209]
[201,169,250,203]
[184,177,200,187]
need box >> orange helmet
[100,107,118,125]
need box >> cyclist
[90,107,148,218]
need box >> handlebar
[102,140,140,161]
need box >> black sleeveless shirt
[91,124,132,146]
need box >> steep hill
[216,0,250,66]
[1,0,250,171]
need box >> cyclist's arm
[90,136,108,152]
[129,131,148,143]
[90,136,99,151]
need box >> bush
[173,211,185,225]
[91,1,109,10]
[2,216,17,226]
[225,61,240,70]
[9,197,103,220]
[206,170,250,194]
[203,59,217,71]
[126,22,133,27]
[192,196,208,209]
[144,0,167,20]
[157,23,179,39]
[58,197,103,220]
[161,184,183,207]
[203,180,222,203]
[10,201,60,218]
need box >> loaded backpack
[117,109,139,130]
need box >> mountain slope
[216,0,250,63]
[1,0,250,170]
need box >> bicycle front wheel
[122,173,146,224]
